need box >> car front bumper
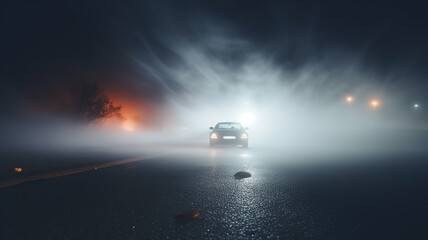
[210,138,248,146]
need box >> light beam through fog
[0,5,427,158]
[126,30,428,155]
[1,29,427,157]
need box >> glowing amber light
[346,96,353,103]
[14,168,22,172]
[192,210,200,218]
[371,100,380,111]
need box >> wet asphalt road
[1,147,428,239]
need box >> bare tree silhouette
[70,81,121,122]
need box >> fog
[130,30,427,155]
[1,10,427,161]
[2,32,427,159]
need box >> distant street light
[413,103,419,109]
[371,100,379,111]
[345,96,354,104]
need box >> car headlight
[210,133,218,139]
[240,133,248,139]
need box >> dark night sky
[1,0,428,118]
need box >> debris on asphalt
[14,168,22,173]
[234,171,251,179]
[175,209,200,221]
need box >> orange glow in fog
[121,120,136,132]
[91,79,165,132]
[100,91,154,132]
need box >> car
[209,122,248,148]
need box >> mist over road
[2,143,428,239]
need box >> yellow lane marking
[0,156,157,189]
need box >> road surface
[1,146,428,239]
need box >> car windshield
[215,123,243,130]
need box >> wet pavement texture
[1,148,428,239]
